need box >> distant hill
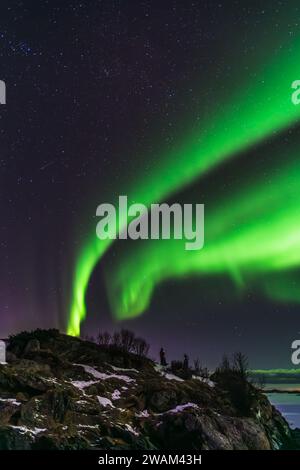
[250,369,300,383]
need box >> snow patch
[192,376,215,387]
[110,365,139,374]
[0,398,21,406]
[10,426,46,436]
[136,409,150,418]
[70,380,97,391]
[164,373,184,382]
[75,364,135,383]
[43,377,58,384]
[77,424,99,429]
[168,403,199,414]
[154,364,184,382]
[125,424,139,436]
[111,389,121,400]
[97,396,114,408]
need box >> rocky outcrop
[0,329,297,450]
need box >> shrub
[96,329,149,357]
[212,352,255,416]
[133,337,150,357]
[120,329,135,353]
[170,360,193,380]
[97,331,111,346]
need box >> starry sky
[1,1,300,368]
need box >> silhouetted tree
[133,337,149,357]
[233,351,249,380]
[171,360,183,372]
[96,333,102,345]
[256,374,266,390]
[120,329,135,353]
[213,351,253,416]
[97,331,111,346]
[183,353,189,370]
[220,354,231,372]
[194,358,200,376]
[200,366,209,378]
[112,331,121,348]
[160,348,167,366]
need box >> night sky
[1,1,300,369]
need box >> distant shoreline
[265,388,300,394]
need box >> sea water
[266,383,300,429]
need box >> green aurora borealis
[68,34,300,336]
[106,152,300,319]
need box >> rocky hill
[0,329,298,450]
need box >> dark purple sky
[1,1,300,368]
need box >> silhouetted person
[160,347,167,366]
[183,353,189,370]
